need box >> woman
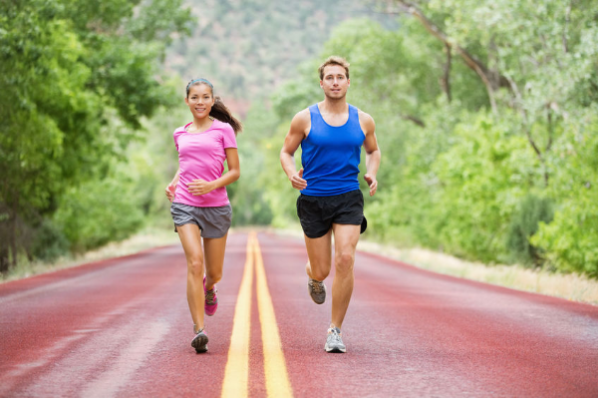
[166,78,241,353]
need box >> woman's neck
[189,116,214,133]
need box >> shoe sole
[192,334,209,353]
[324,344,346,353]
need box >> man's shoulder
[291,108,311,126]
[354,107,375,133]
[355,107,373,121]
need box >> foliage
[30,220,70,262]
[531,111,598,276]
[243,1,598,277]
[506,195,554,266]
[54,178,144,253]
[0,0,193,269]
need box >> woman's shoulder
[213,119,234,134]
[173,122,192,137]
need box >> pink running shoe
[203,276,218,316]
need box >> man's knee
[335,252,354,274]
[310,263,331,281]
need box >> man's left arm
[360,111,381,197]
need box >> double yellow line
[221,232,293,398]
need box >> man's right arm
[280,109,310,190]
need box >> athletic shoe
[203,276,218,316]
[325,327,346,353]
[191,329,209,353]
[308,278,326,304]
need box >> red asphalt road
[0,232,597,397]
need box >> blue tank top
[300,103,365,196]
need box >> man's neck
[320,97,348,114]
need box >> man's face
[320,65,350,100]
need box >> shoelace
[311,280,323,293]
[328,328,342,344]
[206,288,217,305]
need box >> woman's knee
[206,268,222,283]
[187,258,204,277]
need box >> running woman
[166,78,241,353]
[280,56,381,353]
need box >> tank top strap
[309,104,321,118]
[347,104,362,130]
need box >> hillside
[165,0,396,116]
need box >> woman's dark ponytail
[210,96,243,135]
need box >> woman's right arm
[165,168,180,202]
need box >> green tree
[0,0,193,270]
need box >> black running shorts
[296,189,367,239]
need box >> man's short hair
[318,56,350,80]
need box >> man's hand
[188,179,216,196]
[364,174,378,196]
[165,183,176,202]
[290,168,308,190]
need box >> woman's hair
[186,78,243,134]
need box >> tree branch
[390,0,510,114]
[401,114,426,127]
[506,75,549,185]
[441,43,452,103]
[546,103,554,152]
[563,1,571,53]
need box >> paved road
[1,232,597,397]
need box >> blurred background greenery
[1,0,597,278]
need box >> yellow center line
[221,233,254,398]
[254,233,294,398]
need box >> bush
[506,195,553,266]
[54,179,144,253]
[30,220,71,262]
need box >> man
[280,56,381,353]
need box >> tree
[0,0,193,271]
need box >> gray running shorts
[170,202,232,238]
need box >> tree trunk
[441,43,452,103]
[0,247,9,274]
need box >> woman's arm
[165,168,180,202]
[187,148,240,195]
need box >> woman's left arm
[187,148,240,195]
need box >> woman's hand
[165,183,176,202]
[188,179,216,196]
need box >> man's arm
[280,109,310,190]
[359,111,381,197]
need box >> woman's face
[185,83,215,119]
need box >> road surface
[1,232,597,397]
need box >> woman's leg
[203,232,228,290]
[177,224,205,332]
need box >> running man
[166,78,241,353]
[280,56,381,353]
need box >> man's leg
[304,228,333,282]
[330,223,360,330]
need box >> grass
[273,227,598,306]
[3,226,598,306]
[356,240,598,306]
[1,227,181,283]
